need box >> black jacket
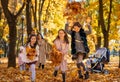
[71,29,89,55]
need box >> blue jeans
[20,64,26,71]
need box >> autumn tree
[1,0,25,67]
[43,0,51,35]
[85,0,119,49]
[26,0,32,36]
[99,0,113,48]
[31,0,37,28]
[38,0,45,32]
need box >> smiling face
[58,30,65,39]
[73,25,81,32]
[30,36,37,44]
[72,22,82,32]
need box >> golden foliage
[64,1,86,21]
[26,47,36,60]
[49,45,62,66]
[0,49,4,55]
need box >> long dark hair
[27,34,38,48]
[37,33,44,39]
[54,29,69,44]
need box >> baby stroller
[86,47,110,73]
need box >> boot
[79,62,86,71]
[77,63,80,68]
[78,70,83,79]
[84,71,89,79]
[77,63,83,79]
[62,73,65,82]
[42,65,44,69]
[53,70,58,77]
[38,63,41,69]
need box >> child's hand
[86,17,92,24]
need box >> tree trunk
[8,19,17,67]
[38,0,45,32]
[99,0,106,46]
[34,0,37,28]
[44,0,51,36]
[96,36,101,50]
[103,32,109,48]
[95,18,101,50]
[31,0,37,28]
[99,0,112,48]
[1,0,25,67]
[1,0,17,67]
[106,0,112,47]
[26,0,32,36]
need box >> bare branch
[15,1,26,17]
[1,0,12,20]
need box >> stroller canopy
[95,48,107,58]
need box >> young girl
[18,46,26,71]
[53,29,69,82]
[24,34,39,82]
[65,17,92,79]
[37,33,47,69]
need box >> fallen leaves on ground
[0,56,120,82]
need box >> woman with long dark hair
[37,33,47,69]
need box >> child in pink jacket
[18,46,26,71]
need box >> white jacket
[23,43,39,63]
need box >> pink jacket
[54,39,69,58]
[18,53,25,65]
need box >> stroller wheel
[103,69,109,74]
[90,69,93,74]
